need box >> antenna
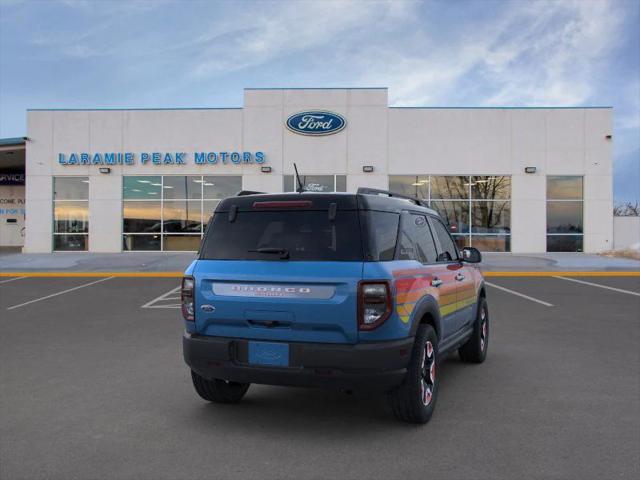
[293,163,305,193]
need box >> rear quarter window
[360,211,399,261]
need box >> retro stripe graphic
[393,267,475,323]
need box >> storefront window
[430,176,469,200]
[162,176,202,200]
[122,235,161,251]
[162,201,202,233]
[547,176,583,252]
[122,175,241,251]
[389,175,511,251]
[388,175,429,200]
[123,176,161,199]
[203,176,242,199]
[430,201,469,235]
[546,176,583,200]
[471,201,511,234]
[471,176,511,200]
[123,201,161,232]
[283,175,347,193]
[53,177,89,251]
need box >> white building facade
[23,88,613,253]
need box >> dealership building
[0,88,614,253]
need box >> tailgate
[194,260,363,344]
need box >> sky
[0,0,638,204]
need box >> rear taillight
[358,281,392,330]
[181,276,195,321]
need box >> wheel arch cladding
[409,295,443,340]
[479,282,486,299]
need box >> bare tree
[613,202,640,216]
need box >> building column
[88,173,122,253]
[510,174,546,253]
[23,175,53,253]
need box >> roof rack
[236,190,266,196]
[356,187,429,208]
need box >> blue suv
[182,188,488,423]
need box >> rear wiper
[248,247,290,259]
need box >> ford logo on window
[286,111,346,136]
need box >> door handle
[455,273,465,281]
[431,278,443,287]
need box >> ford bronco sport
[182,188,488,423]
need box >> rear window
[200,210,363,261]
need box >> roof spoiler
[236,190,266,196]
[357,187,429,208]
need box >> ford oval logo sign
[286,111,346,136]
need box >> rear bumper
[183,333,413,392]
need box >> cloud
[189,0,414,79]
[352,0,625,107]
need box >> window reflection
[430,176,469,199]
[472,235,510,252]
[53,177,89,251]
[388,175,512,252]
[121,175,240,251]
[471,201,511,233]
[547,235,583,252]
[452,235,470,250]
[203,176,242,199]
[54,177,89,200]
[54,202,89,233]
[163,235,202,251]
[123,201,161,232]
[388,176,429,200]
[54,235,88,251]
[547,201,583,233]
[430,201,469,235]
[546,176,583,252]
[123,235,160,251]
[283,175,345,192]
[163,201,202,233]
[547,176,583,200]
[471,176,511,200]
[123,176,161,199]
[163,176,202,199]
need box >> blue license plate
[248,341,289,367]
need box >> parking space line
[485,281,554,307]
[554,276,640,297]
[6,277,114,310]
[141,286,181,309]
[0,276,26,285]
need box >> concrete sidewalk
[480,252,639,272]
[0,252,197,273]
[1,251,638,273]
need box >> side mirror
[461,247,482,263]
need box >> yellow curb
[484,271,640,277]
[0,272,184,278]
[0,271,638,278]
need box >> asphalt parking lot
[1,274,639,480]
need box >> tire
[388,325,439,424]
[190,370,250,404]
[458,297,489,363]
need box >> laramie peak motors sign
[57,151,265,166]
[286,111,346,136]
